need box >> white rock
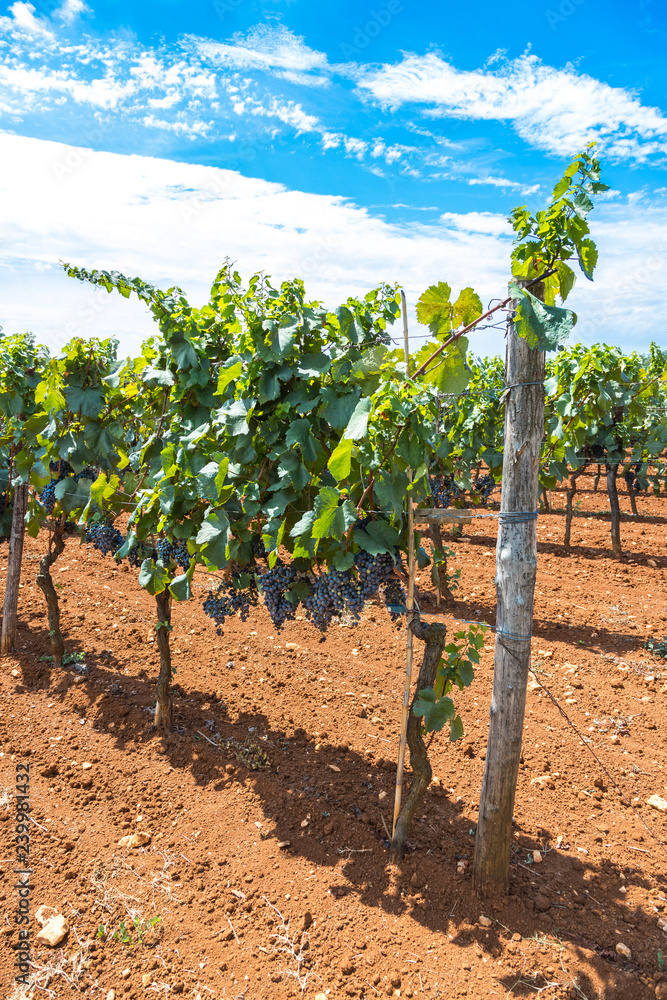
[378,791,387,801]
[35,905,58,927]
[106,992,116,1000]
[81,762,92,770]
[478,915,492,927]
[615,942,631,961]
[533,850,543,864]
[117,832,151,848]
[35,914,69,947]
[647,794,667,813]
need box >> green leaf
[196,462,221,500]
[196,512,230,568]
[214,457,230,497]
[219,399,253,435]
[556,261,576,302]
[216,360,243,396]
[354,519,400,555]
[452,287,483,329]
[551,174,571,201]
[312,487,356,541]
[54,477,90,514]
[416,282,452,330]
[327,437,353,482]
[138,558,171,596]
[417,337,471,393]
[65,385,104,417]
[318,388,360,429]
[343,396,372,441]
[169,572,191,602]
[449,714,464,742]
[417,545,431,570]
[510,284,575,352]
[350,346,388,380]
[578,238,598,281]
[413,688,456,733]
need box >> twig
[227,917,240,946]
[196,729,218,747]
[30,816,48,833]
[413,268,558,379]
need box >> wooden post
[392,290,416,837]
[472,280,545,896]
[1,483,28,655]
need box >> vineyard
[1,149,667,999]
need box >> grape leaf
[452,287,483,329]
[510,284,575,352]
[327,437,353,482]
[578,238,598,281]
[344,396,372,441]
[416,282,452,329]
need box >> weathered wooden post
[472,280,545,895]
[1,483,28,655]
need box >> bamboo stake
[393,290,416,837]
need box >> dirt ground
[1,473,666,1000]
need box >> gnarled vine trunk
[606,463,622,557]
[427,521,454,607]
[390,620,448,860]
[625,469,638,517]
[593,464,601,492]
[1,483,28,655]
[35,529,66,669]
[154,590,173,730]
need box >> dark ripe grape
[156,538,192,570]
[74,467,96,483]
[49,459,73,478]
[203,573,259,635]
[473,473,497,502]
[85,522,123,557]
[428,474,463,509]
[39,479,58,515]
[301,532,404,634]
[252,536,267,559]
[127,541,157,568]
[259,563,299,630]
[383,577,406,623]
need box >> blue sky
[0,0,666,356]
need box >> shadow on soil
[7,622,662,1000]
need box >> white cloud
[0,1,53,37]
[440,211,512,236]
[190,24,329,79]
[54,0,89,24]
[356,52,667,161]
[1,133,664,360]
[467,175,540,196]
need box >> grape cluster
[127,541,157,568]
[473,473,497,502]
[85,522,123,556]
[624,464,644,494]
[203,575,259,635]
[259,563,300,630]
[302,550,405,633]
[40,465,96,514]
[156,538,192,570]
[428,474,463,509]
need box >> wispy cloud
[355,52,667,162]
[2,133,664,360]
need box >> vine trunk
[390,619,448,861]
[35,528,66,669]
